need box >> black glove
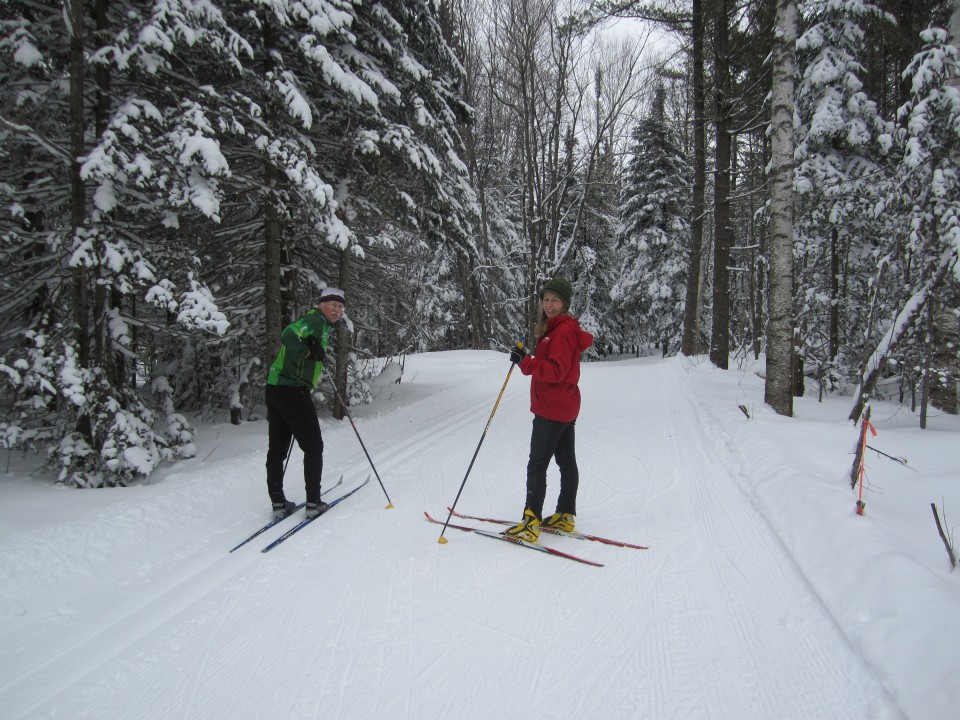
[509,345,526,365]
[305,336,325,362]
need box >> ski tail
[229,503,306,553]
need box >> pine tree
[0,1,239,485]
[793,0,894,395]
[0,0,476,485]
[613,83,691,355]
[849,25,960,421]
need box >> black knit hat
[318,287,346,305]
[540,277,572,307]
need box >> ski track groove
[571,360,903,719]
[4,476,373,719]
[0,549,259,720]
[382,380,526,517]
[178,563,259,716]
[0,380,489,713]
[663,359,904,719]
[139,557,293,719]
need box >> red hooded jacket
[517,313,594,422]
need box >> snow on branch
[848,248,957,422]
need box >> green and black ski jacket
[266,309,332,389]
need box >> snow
[12,40,43,69]
[176,277,229,336]
[1,351,958,720]
[276,70,313,128]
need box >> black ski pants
[524,415,579,520]
[265,384,324,505]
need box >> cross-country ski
[261,475,370,553]
[228,475,344,552]
[423,511,603,567]
[446,507,648,549]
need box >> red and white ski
[447,508,648,550]
[424,512,604,567]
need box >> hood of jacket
[547,313,593,352]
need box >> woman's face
[541,291,565,319]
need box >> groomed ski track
[0,352,904,719]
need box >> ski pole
[438,337,523,544]
[325,373,394,509]
[258,436,294,497]
[282,435,295,478]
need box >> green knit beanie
[540,277,572,307]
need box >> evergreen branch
[0,114,70,164]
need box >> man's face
[319,300,344,323]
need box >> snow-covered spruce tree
[322,0,478,353]
[849,26,960,421]
[0,0,476,484]
[612,83,691,356]
[793,0,894,396]
[569,134,621,359]
[172,2,370,416]
[102,1,473,417]
[0,2,243,485]
[0,7,71,346]
[215,0,476,377]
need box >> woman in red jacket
[505,277,594,542]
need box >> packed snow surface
[1,352,958,719]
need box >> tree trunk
[764,0,797,417]
[681,0,706,356]
[263,165,282,366]
[262,18,283,367]
[333,246,352,421]
[829,227,840,361]
[710,0,733,370]
[920,300,933,429]
[93,0,125,389]
[66,0,89,369]
[65,0,95,445]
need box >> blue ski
[228,475,344,553]
[261,475,370,553]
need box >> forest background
[1,0,959,488]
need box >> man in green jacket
[265,287,345,519]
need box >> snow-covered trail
[0,353,905,719]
